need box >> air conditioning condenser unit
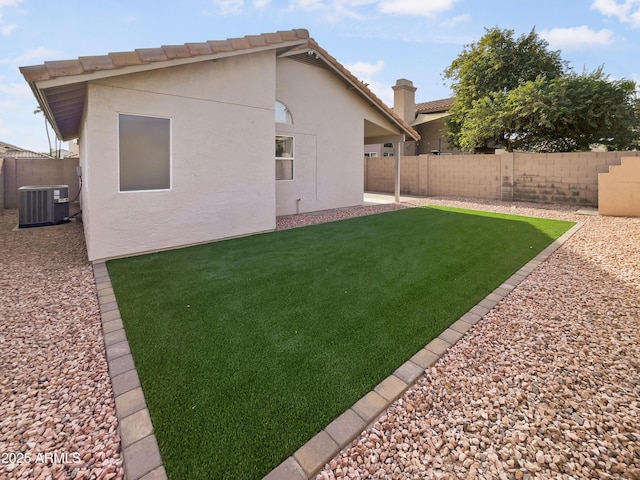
[18,185,70,228]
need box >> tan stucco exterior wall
[275,58,400,216]
[598,157,640,216]
[81,52,277,261]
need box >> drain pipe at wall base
[296,198,301,215]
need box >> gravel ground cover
[2,196,638,480]
[0,208,124,480]
[311,197,640,480]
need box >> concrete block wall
[511,151,635,206]
[364,156,422,194]
[427,155,501,200]
[0,159,5,211]
[365,151,639,207]
[3,157,80,209]
[598,157,640,216]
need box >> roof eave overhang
[27,38,309,90]
[284,42,419,142]
[24,38,311,140]
[325,62,420,142]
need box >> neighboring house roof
[415,97,455,114]
[0,140,52,159]
[20,28,419,143]
[411,97,455,126]
[411,111,450,127]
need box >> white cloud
[253,0,271,6]
[0,0,21,36]
[377,0,458,17]
[0,78,31,98]
[591,0,640,27]
[288,0,457,19]
[345,59,384,79]
[0,22,15,35]
[541,26,616,50]
[0,99,17,109]
[289,0,325,10]
[365,79,393,106]
[14,47,58,64]
[0,120,9,136]
[441,14,469,28]
[212,0,244,15]
[343,60,393,105]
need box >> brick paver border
[93,222,582,480]
[264,221,583,480]
[93,262,167,480]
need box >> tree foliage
[444,27,640,152]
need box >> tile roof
[0,140,52,159]
[20,29,311,83]
[415,97,456,114]
[20,29,418,143]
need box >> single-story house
[21,28,418,261]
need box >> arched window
[275,101,292,124]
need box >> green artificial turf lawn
[106,206,573,479]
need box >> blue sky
[2,0,640,153]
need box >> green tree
[444,27,640,152]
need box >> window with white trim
[275,135,294,181]
[275,101,292,124]
[119,113,171,191]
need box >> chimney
[392,79,417,125]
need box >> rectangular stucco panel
[275,58,377,215]
[82,52,276,261]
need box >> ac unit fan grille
[18,185,69,228]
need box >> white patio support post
[394,135,405,203]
